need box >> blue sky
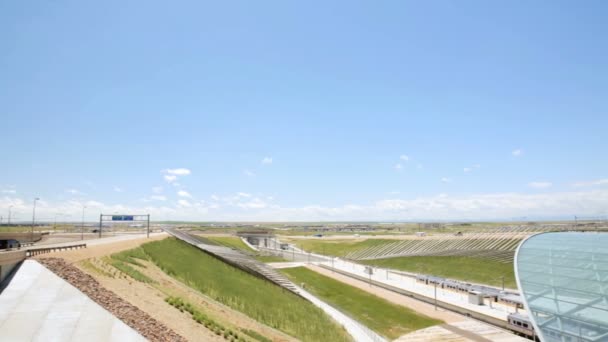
[1,1,607,221]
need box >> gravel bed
[38,257,187,342]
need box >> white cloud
[244,169,255,177]
[113,186,123,193]
[262,157,273,165]
[389,191,401,195]
[177,190,192,198]
[164,175,177,183]
[162,168,191,184]
[394,163,403,171]
[165,168,191,176]
[572,179,608,187]
[4,187,608,221]
[400,155,409,162]
[210,194,220,201]
[528,182,552,189]
[464,164,481,173]
[238,198,269,209]
[2,190,16,194]
[512,149,523,157]
[152,186,163,194]
[177,199,191,207]
[237,192,252,198]
[65,189,81,195]
[150,195,167,201]
[441,177,452,183]
[85,200,103,207]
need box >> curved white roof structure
[515,232,608,342]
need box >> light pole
[8,205,13,225]
[81,205,87,240]
[434,282,437,311]
[31,197,40,242]
[54,213,62,233]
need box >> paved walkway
[293,284,387,342]
[28,232,167,250]
[313,257,517,321]
[395,321,528,342]
[306,265,527,342]
[306,264,462,323]
[0,260,145,341]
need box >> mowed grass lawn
[282,267,442,339]
[361,256,517,288]
[293,239,394,257]
[142,238,351,342]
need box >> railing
[25,243,87,257]
[294,283,387,342]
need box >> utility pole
[501,276,505,291]
[31,197,39,243]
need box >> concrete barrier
[0,250,27,285]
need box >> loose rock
[38,257,187,342]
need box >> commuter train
[415,274,524,308]
[416,274,537,340]
[507,313,537,340]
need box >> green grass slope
[360,256,516,288]
[281,267,442,339]
[204,236,254,252]
[293,239,394,257]
[142,238,351,342]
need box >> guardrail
[25,243,87,257]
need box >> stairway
[163,228,299,293]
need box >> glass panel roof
[516,232,608,342]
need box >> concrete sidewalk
[0,260,145,342]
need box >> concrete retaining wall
[0,251,26,285]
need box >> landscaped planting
[281,267,442,339]
[142,238,351,342]
[165,296,256,342]
[106,247,156,283]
